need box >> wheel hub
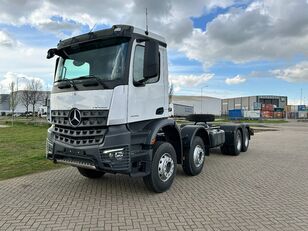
[158,153,174,182]
[193,145,205,168]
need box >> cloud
[174,86,181,93]
[1,0,308,64]
[225,75,246,85]
[0,0,236,43]
[1,0,308,98]
[170,73,213,87]
[0,36,54,92]
[0,31,16,47]
[272,61,308,82]
[181,0,308,67]
[0,72,45,93]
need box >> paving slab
[0,123,308,230]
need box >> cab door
[127,40,168,123]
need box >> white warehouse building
[172,95,222,116]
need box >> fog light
[103,148,124,160]
[114,151,124,160]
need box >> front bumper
[46,125,152,176]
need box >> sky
[0,0,308,104]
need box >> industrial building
[172,95,221,116]
[0,91,50,115]
[221,95,288,115]
[0,94,10,115]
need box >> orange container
[261,111,273,118]
[261,104,274,111]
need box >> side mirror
[143,40,159,79]
[54,57,59,80]
[47,48,58,59]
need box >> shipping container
[274,107,284,112]
[244,110,260,119]
[169,103,194,117]
[291,105,298,112]
[298,111,308,119]
[288,112,299,119]
[228,109,243,119]
[261,110,273,119]
[261,104,274,112]
[285,105,291,112]
[298,105,306,111]
[273,111,284,119]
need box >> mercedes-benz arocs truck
[46,25,253,193]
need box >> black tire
[220,129,242,156]
[241,128,249,152]
[186,114,215,123]
[77,167,105,179]
[220,144,231,155]
[182,136,207,176]
[143,142,177,193]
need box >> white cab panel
[107,85,128,125]
[51,90,113,110]
[127,41,168,123]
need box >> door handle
[156,107,164,115]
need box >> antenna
[145,8,149,35]
[89,23,97,33]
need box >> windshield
[55,38,129,83]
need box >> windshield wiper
[74,75,107,88]
[56,78,78,90]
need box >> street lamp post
[200,85,208,114]
[16,76,26,91]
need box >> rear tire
[220,129,242,156]
[241,128,250,152]
[182,136,207,176]
[143,142,177,193]
[77,167,105,179]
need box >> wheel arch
[220,124,252,145]
[145,119,183,164]
[180,125,210,156]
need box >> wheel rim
[237,132,242,151]
[193,145,205,168]
[158,153,175,182]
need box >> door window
[133,45,159,85]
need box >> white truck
[46,25,253,193]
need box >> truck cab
[46,25,253,193]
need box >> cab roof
[57,25,166,49]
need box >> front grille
[51,110,108,146]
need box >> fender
[145,118,183,163]
[180,125,210,156]
[220,124,252,145]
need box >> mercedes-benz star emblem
[69,108,81,127]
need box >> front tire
[77,167,105,179]
[143,142,177,193]
[182,136,207,176]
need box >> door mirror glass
[143,40,159,79]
